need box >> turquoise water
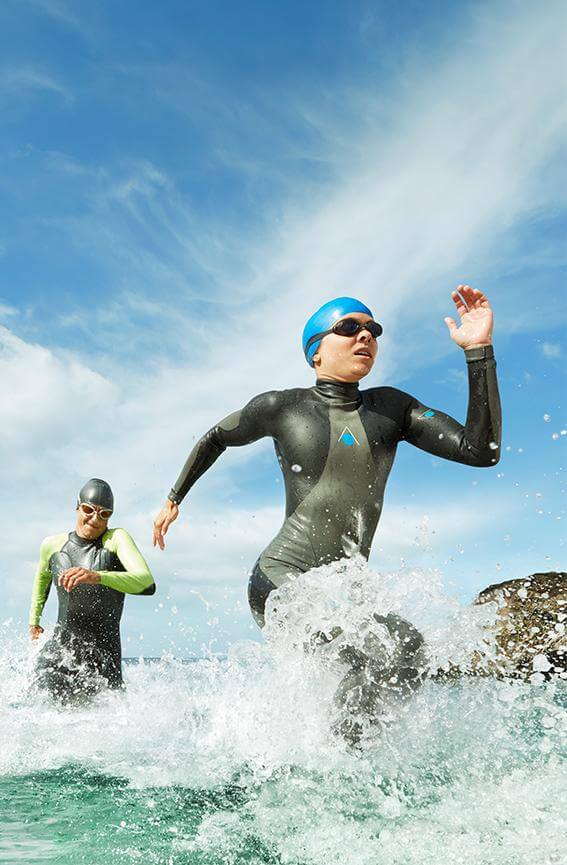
[2,561,565,864]
[1,766,263,864]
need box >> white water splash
[0,560,565,865]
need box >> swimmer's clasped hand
[59,567,101,592]
[444,285,494,350]
[153,500,179,550]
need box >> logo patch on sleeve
[422,409,435,418]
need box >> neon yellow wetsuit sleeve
[99,528,154,594]
[28,533,68,626]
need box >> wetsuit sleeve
[28,538,55,626]
[168,391,280,505]
[98,529,155,595]
[401,346,502,466]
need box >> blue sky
[1,0,565,656]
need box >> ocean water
[1,559,565,865]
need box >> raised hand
[444,285,493,350]
[153,499,179,550]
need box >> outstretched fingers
[462,284,479,308]
[461,284,491,311]
[451,287,469,319]
[471,287,491,309]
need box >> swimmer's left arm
[98,529,155,594]
[401,286,501,466]
[402,350,501,466]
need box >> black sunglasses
[305,317,383,358]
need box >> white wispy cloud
[540,342,563,360]
[24,0,84,31]
[0,302,17,318]
[16,2,566,377]
[0,65,71,103]
[0,326,117,472]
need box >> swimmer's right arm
[28,537,54,639]
[153,391,280,549]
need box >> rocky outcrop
[473,571,566,680]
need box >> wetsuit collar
[68,530,103,548]
[314,378,361,407]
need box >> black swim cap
[77,479,114,511]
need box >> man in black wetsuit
[30,479,156,699]
[153,285,500,726]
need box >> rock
[473,572,566,681]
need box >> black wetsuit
[35,531,155,698]
[169,346,501,626]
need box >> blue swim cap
[302,297,374,366]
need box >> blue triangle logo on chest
[338,426,359,446]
